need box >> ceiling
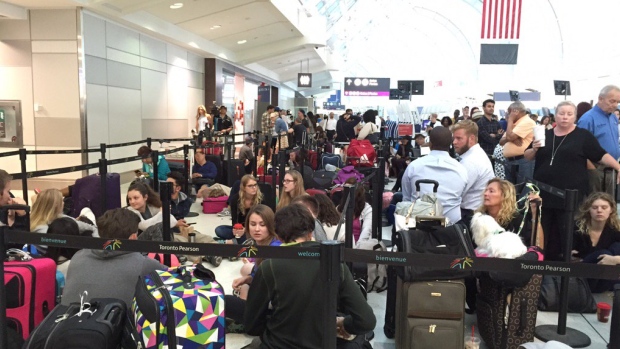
[3,0,620,101]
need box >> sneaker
[79,207,97,226]
[217,208,231,217]
[204,256,222,268]
[225,318,245,334]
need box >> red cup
[597,302,611,323]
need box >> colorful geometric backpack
[133,265,225,348]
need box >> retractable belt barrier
[3,230,619,281]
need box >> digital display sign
[344,77,390,97]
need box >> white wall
[82,12,205,174]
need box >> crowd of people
[2,84,620,348]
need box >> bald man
[401,127,468,224]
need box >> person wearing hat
[137,145,171,181]
[239,136,255,174]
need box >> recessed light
[211,25,221,29]
[170,3,183,9]
[237,40,247,44]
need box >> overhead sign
[298,73,312,88]
[344,77,390,97]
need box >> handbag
[537,275,597,313]
[394,194,444,230]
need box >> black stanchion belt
[106,139,148,149]
[10,162,100,180]
[26,148,100,155]
[6,231,620,281]
[0,150,20,158]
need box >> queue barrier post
[534,189,591,347]
[183,144,190,195]
[320,241,342,349]
[100,143,107,160]
[160,181,172,267]
[99,158,108,214]
[278,150,286,189]
[610,284,620,348]
[19,148,28,205]
[146,137,152,149]
[152,150,159,193]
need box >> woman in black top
[214,175,264,244]
[572,192,620,292]
[525,101,620,261]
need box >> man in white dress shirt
[452,120,495,226]
[402,127,468,224]
[324,112,337,141]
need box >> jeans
[504,157,534,186]
[582,242,620,292]
[215,225,246,244]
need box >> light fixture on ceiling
[170,3,183,9]
[237,40,247,44]
[210,25,221,30]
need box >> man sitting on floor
[244,204,375,348]
[62,208,165,307]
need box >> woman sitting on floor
[573,192,620,292]
[125,181,179,232]
[45,217,94,278]
[215,175,264,244]
[276,170,306,211]
[30,189,98,254]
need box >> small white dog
[470,212,527,259]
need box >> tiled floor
[14,181,615,348]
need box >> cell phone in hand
[187,222,196,225]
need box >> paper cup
[534,125,546,147]
[464,336,481,349]
[597,302,611,323]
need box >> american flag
[481,0,523,40]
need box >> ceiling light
[170,3,183,9]
[237,40,247,44]
[210,25,221,29]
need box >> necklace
[550,132,569,166]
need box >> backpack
[333,166,364,185]
[347,139,376,167]
[357,239,388,293]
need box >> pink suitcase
[202,195,229,214]
[5,258,56,339]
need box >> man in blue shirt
[577,85,620,194]
[402,127,468,224]
[191,149,217,190]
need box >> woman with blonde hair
[572,192,620,292]
[476,178,542,247]
[30,189,98,254]
[195,105,207,132]
[276,170,306,210]
[215,175,265,244]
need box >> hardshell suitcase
[24,298,126,349]
[395,278,465,349]
[477,273,542,349]
[308,150,318,170]
[202,140,222,155]
[133,266,225,348]
[5,258,56,339]
[71,173,121,218]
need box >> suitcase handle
[415,179,439,193]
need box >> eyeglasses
[283,179,295,184]
[246,184,258,188]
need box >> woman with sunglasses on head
[276,170,306,211]
[215,175,264,244]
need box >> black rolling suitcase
[24,298,127,349]
[225,159,244,187]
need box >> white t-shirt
[198,116,208,131]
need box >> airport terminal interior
[2,0,620,348]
